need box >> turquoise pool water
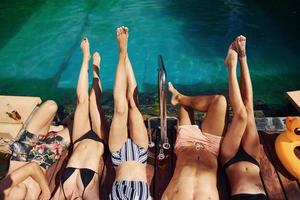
[0,0,299,114]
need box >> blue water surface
[0,0,299,113]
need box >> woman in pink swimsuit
[162,83,227,200]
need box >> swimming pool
[0,0,299,114]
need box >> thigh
[128,106,148,149]
[26,100,57,135]
[72,102,91,142]
[109,113,128,152]
[241,115,260,159]
[178,106,194,126]
[201,97,227,137]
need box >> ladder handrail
[158,55,169,149]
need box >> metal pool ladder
[148,55,177,160]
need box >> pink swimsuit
[174,125,222,157]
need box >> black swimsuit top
[223,146,260,169]
[61,130,106,199]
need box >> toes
[122,26,128,31]
[168,82,174,91]
[93,51,100,58]
[241,35,246,42]
[83,36,89,43]
[116,27,122,36]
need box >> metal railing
[158,55,170,150]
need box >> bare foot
[80,37,90,60]
[93,52,101,68]
[116,26,128,53]
[234,35,246,58]
[168,82,181,106]
[224,42,238,67]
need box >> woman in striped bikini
[109,26,150,200]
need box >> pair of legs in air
[162,83,227,199]
[53,38,109,200]
[220,36,267,200]
[1,100,70,200]
[108,27,149,199]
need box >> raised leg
[168,83,227,136]
[178,105,194,126]
[125,45,148,149]
[236,36,260,159]
[89,52,109,142]
[109,27,129,152]
[220,42,248,164]
[72,37,92,142]
[26,100,58,136]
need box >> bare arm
[0,162,50,200]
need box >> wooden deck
[286,90,300,112]
[47,118,300,200]
[0,95,41,139]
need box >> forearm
[29,163,49,191]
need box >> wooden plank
[260,132,300,200]
[286,90,300,112]
[0,123,23,139]
[0,95,41,124]
[258,132,286,200]
[0,95,41,139]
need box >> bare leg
[168,83,226,136]
[220,42,248,164]
[124,33,148,149]
[178,106,194,126]
[236,36,260,159]
[109,27,129,152]
[26,100,58,136]
[72,37,92,142]
[89,52,109,142]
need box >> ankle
[239,55,247,62]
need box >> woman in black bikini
[220,35,267,200]
[53,37,109,200]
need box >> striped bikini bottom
[109,180,150,200]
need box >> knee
[128,97,138,110]
[77,94,89,105]
[114,98,128,115]
[212,95,227,111]
[244,102,254,115]
[44,100,58,113]
[235,107,248,123]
